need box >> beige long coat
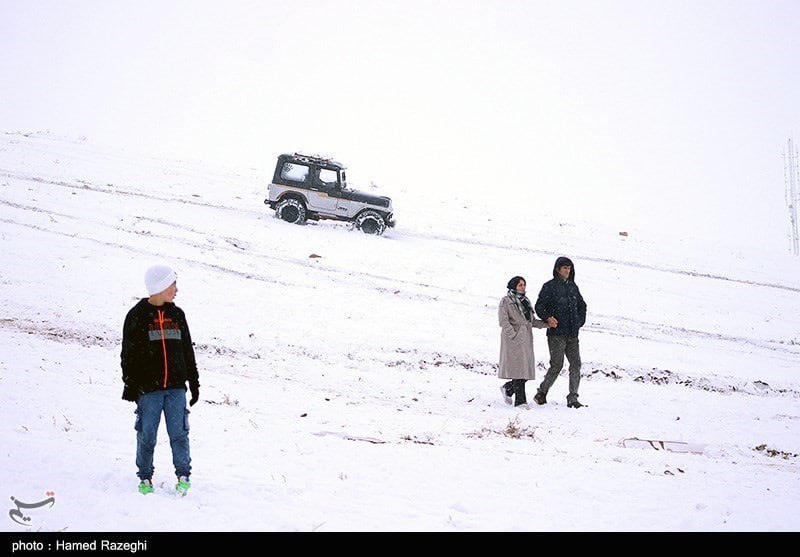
[498,295,548,380]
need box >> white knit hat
[144,265,177,296]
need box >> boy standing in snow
[121,265,200,494]
[532,256,588,408]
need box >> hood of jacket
[552,256,575,281]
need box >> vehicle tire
[355,210,387,235]
[275,198,306,225]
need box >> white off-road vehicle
[264,152,395,235]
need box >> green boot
[176,476,191,495]
[138,479,154,495]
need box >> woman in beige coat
[498,276,550,408]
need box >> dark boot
[567,396,584,409]
[533,390,547,405]
[512,379,527,406]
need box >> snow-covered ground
[1,132,799,533]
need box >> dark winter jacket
[534,257,587,338]
[121,299,199,399]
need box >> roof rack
[290,152,345,168]
[293,152,332,164]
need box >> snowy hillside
[1,132,799,533]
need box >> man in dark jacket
[121,265,200,495]
[532,256,587,408]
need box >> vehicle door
[306,167,343,213]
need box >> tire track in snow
[3,197,794,360]
[0,169,264,218]
[0,203,464,307]
[588,313,800,358]
[10,207,792,365]
[4,170,797,362]
[393,228,800,294]
[4,166,798,293]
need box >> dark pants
[537,335,582,402]
[503,379,528,406]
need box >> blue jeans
[135,389,191,480]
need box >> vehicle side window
[318,168,338,187]
[280,162,309,183]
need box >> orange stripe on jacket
[157,310,169,388]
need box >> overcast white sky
[2,0,799,248]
